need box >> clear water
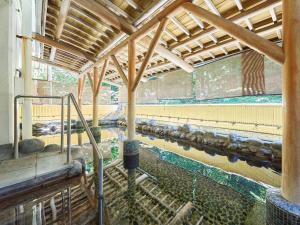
[2,127,279,224]
[101,134,267,225]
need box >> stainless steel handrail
[67,93,104,225]
[14,94,104,224]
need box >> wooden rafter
[170,0,282,49]
[132,18,168,91]
[111,55,128,86]
[41,0,285,81]
[125,0,142,11]
[33,34,96,62]
[184,22,282,60]
[32,56,79,73]
[182,2,284,64]
[50,0,71,61]
[72,0,135,35]
[79,0,194,76]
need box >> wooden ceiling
[36,0,283,85]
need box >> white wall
[0,0,21,145]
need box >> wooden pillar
[127,40,136,140]
[22,37,33,139]
[93,66,99,127]
[282,0,300,204]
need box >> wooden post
[93,66,99,127]
[22,37,33,139]
[127,40,136,140]
[281,0,300,204]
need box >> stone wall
[117,120,282,172]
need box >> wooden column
[282,0,300,204]
[22,37,33,139]
[93,66,99,127]
[127,40,136,140]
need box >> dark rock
[19,138,45,154]
[68,160,83,177]
[90,126,101,143]
[44,144,61,152]
[50,126,57,132]
[76,120,84,129]
[178,124,190,133]
[258,147,272,156]
[227,154,239,163]
[243,138,263,147]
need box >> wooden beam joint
[132,18,168,91]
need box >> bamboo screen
[33,80,114,104]
[119,51,282,104]
[157,70,193,100]
[195,54,242,100]
[264,57,282,95]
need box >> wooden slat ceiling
[40,0,283,85]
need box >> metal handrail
[67,93,104,225]
[14,95,65,158]
[14,94,104,224]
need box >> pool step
[103,161,204,225]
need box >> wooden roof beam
[95,59,108,96]
[186,10,205,29]
[143,36,193,73]
[269,8,277,22]
[72,0,135,35]
[132,18,168,91]
[234,0,243,11]
[171,0,282,49]
[204,0,220,16]
[111,55,128,87]
[32,56,79,74]
[33,33,96,62]
[80,0,194,76]
[49,0,71,62]
[101,0,131,19]
[184,23,282,60]
[124,0,141,11]
[170,16,190,36]
[164,29,178,41]
[245,18,253,30]
[182,2,284,64]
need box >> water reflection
[38,127,280,187]
[3,127,278,225]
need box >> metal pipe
[15,95,63,99]
[14,95,66,159]
[14,97,19,159]
[98,158,104,225]
[68,187,72,225]
[67,96,71,164]
[68,93,104,224]
[61,97,64,153]
[13,94,104,224]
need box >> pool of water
[39,127,280,187]
[31,127,282,224]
